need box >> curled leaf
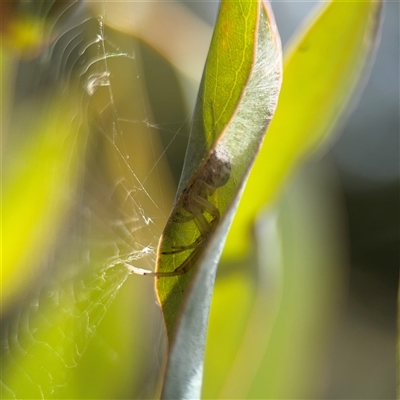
[153,0,282,398]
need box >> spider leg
[172,243,205,274]
[161,208,208,255]
[192,204,213,236]
[193,195,220,223]
[162,236,202,254]
[142,239,206,276]
[162,198,219,255]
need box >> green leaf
[224,0,384,260]
[155,0,281,341]
[150,1,282,398]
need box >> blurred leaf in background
[1,1,176,398]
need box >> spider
[134,146,231,277]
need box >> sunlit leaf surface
[224,0,383,259]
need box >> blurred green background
[1,1,397,399]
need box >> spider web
[1,1,204,398]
